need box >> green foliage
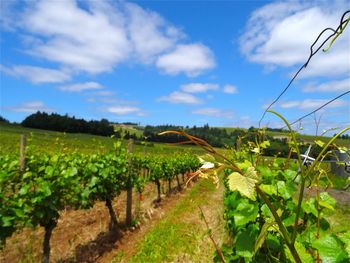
[213,117,350,262]
[0,143,199,251]
[312,234,349,263]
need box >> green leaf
[237,160,253,171]
[315,140,325,148]
[282,213,296,227]
[266,234,280,250]
[260,140,270,148]
[283,169,298,181]
[277,181,295,200]
[319,192,336,211]
[1,216,14,227]
[236,224,259,260]
[227,172,257,201]
[296,241,314,263]
[38,182,52,197]
[257,166,273,180]
[254,220,276,254]
[260,184,277,196]
[313,234,349,263]
[285,242,313,263]
[261,204,272,218]
[45,165,54,176]
[302,198,318,217]
[338,231,350,256]
[233,200,259,227]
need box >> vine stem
[256,186,301,263]
[198,206,226,263]
[292,126,350,243]
[316,173,321,263]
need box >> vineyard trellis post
[19,134,26,172]
[126,139,133,226]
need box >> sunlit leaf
[314,140,325,148]
[227,172,257,201]
[319,192,336,211]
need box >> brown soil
[0,176,193,263]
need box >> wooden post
[126,139,133,226]
[19,135,26,172]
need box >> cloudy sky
[1,0,349,134]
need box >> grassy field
[266,131,349,147]
[112,124,144,138]
[0,122,206,155]
[215,126,349,147]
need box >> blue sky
[1,0,349,135]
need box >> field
[0,122,207,155]
[1,122,349,263]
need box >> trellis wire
[282,90,350,129]
[259,10,350,128]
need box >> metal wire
[283,90,350,129]
[259,10,350,127]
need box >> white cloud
[92,90,114,96]
[302,78,350,93]
[156,44,215,76]
[125,2,183,63]
[22,1,130,74]
[180,83,219,93]
[106,106,142,115]
[192,108,234,118]
[8,101,53,113]
[57,82,103,92]
[223,84,238,94]
[2,1,215,77]
[158,91,202,104]
[0,65,70,83]
[279,99,347,110]
[240,2,350,78]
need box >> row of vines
[0,140,201,262]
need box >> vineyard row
[0,140,201,262]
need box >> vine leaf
[236,224,259,260]
[314,140,325,148]
[259,184,277,196]
[338,231,350,256]
[254,219,276,254]
[227,172,257,201]
[319,192,336,211]
[284,242,313,263]
[312,234,349,263]
[233,200,259,227]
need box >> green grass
[0,122,206,155]
[266,131,349,147]
[112,124,144,137]
[126,179,217,263]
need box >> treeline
[0,116,10,123]
[22,112,114,136]
[143,124,245,148]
